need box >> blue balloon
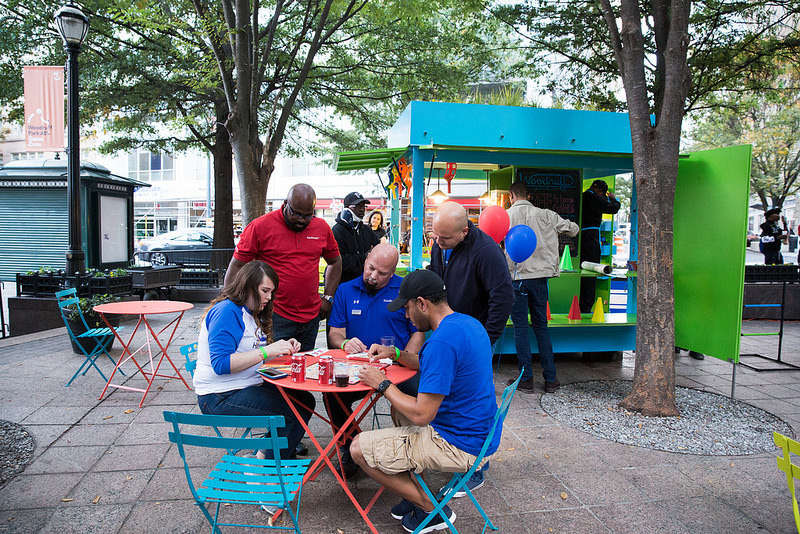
[505,224,537,263]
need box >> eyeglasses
[286,203,315,221]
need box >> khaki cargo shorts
[358,422,484,475]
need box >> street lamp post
[54,2,89,275]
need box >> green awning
[333,148,408,172]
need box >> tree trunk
[603,0,691,417]
[619,128,678,417]
[211,101,235,271]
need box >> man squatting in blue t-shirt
[350,269,501,533]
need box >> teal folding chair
[411,371,524,534]
[164,411,312,533]
[181,342,198,377]
[56,288,124,387]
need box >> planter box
[128,267,182,288]
[16,273,90,297]
[178,269,222,288]
[744,265,799,283]
[88,275,133,296]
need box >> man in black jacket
[579,179,620,312]
[332,192,380,283]
[429,201,514,346]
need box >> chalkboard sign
[515,168,581,255]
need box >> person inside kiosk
[579,179,620,314]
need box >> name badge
[351,309,362,315]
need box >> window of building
[128,149,174,182]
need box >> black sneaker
[337,446,357,478]
[544,380,561,393]
[446,462,487,498]
[295,441,308,456]
[401,505,456,533]
[689,351,705,360]
[508,378,534,392]
[391,499,415,520]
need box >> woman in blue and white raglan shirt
[194,260,315,459]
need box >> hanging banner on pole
[23,66,65,151]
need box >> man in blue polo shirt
[327,243,425,475]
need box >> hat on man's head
[344,192,369,207]
[387,269,446,312]
[766,207,782,217]
[591,180,609,193]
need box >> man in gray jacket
[505,181,579,393]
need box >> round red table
[265,349,416,533]
[94,300,194,407]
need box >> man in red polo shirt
[225,183,342,351]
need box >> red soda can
[318,355,333,386]
[291,354,306,383]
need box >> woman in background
[193,260,314,459]
[368,210,387,241]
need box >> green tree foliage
[188,0,515,224]
[688,68,800,213]
[0,0,512,258]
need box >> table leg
[135,313,191,406]
[98,311,191,407]
[98,314,150,401]
[274,387,384,534]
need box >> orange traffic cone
[546,301,552,321]
[591,298,605,322]
[567,295,582,320]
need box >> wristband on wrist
[341,339,348,351]
[394,346,401,361]
[258,346,269,361]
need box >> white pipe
[581,261,612,275]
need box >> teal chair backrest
[55,288,91,331]
[180,343,198,377]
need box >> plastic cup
[381,336,395,348]
[334,362,349,387]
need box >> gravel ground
[540,380,792,455]
[0,420,35,489]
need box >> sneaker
[295,441,309,456]
[508,377,534,392]
[401,505,456,533]
[391,498,415,520]
[544,380,561,393]
[337,446,358,478]
[452,466,485,498]
[689,351,705,360]
[261,504,281,514]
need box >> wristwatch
[321,294,333,303]
[377,379,392,394]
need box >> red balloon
[479,205,510,244]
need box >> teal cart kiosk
[335,101,751,363]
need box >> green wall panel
[674,145,751,362]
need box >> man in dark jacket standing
[429,201,514,346]
[333,192,380,283]
[427,201,513,496]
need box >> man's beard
[364,277,378,293]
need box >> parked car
[136,229,213,266]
